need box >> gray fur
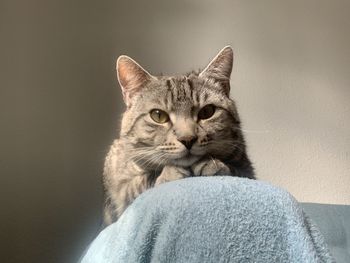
[103,46,255,225]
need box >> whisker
[129,149,157,166]
[134,150,167,171]
[145,153,167,171]
[132,152,156,165]
[154,153,168,172]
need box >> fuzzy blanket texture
[81,176,334,262]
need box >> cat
[103,46,255,226]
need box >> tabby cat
[103,46,255,225]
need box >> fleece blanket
[81,176,334,263]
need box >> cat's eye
[198,104,216,120]
[150,109,169,123]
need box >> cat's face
[117,47,242,168]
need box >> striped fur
[103,47,255,225]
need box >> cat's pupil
[198,104,215,120]
[150,109,169,123]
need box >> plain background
[1,0,349,262]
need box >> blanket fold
[81,177,334,263]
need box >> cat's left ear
[199,46,233,95]
[116,55,155,107]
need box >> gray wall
[1,0,349,262]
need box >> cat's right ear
[116,56,154,107]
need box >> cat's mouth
[169,150,202,167]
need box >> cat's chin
[170,153,201,167]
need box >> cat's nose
[178,136,198,150]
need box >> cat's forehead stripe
[165,77,210,111]
[166,79,171,89]
[173,77,194,102]
[145,76,220,115]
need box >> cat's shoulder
[104,139,127,174]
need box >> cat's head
[116,46,243,168]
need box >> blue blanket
[81,177,334,262]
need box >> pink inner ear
[118,57,140,91]
[118,61,130,88]
[117,56,151,105]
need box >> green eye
[198,104,216,120]
[150,109,169,123]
